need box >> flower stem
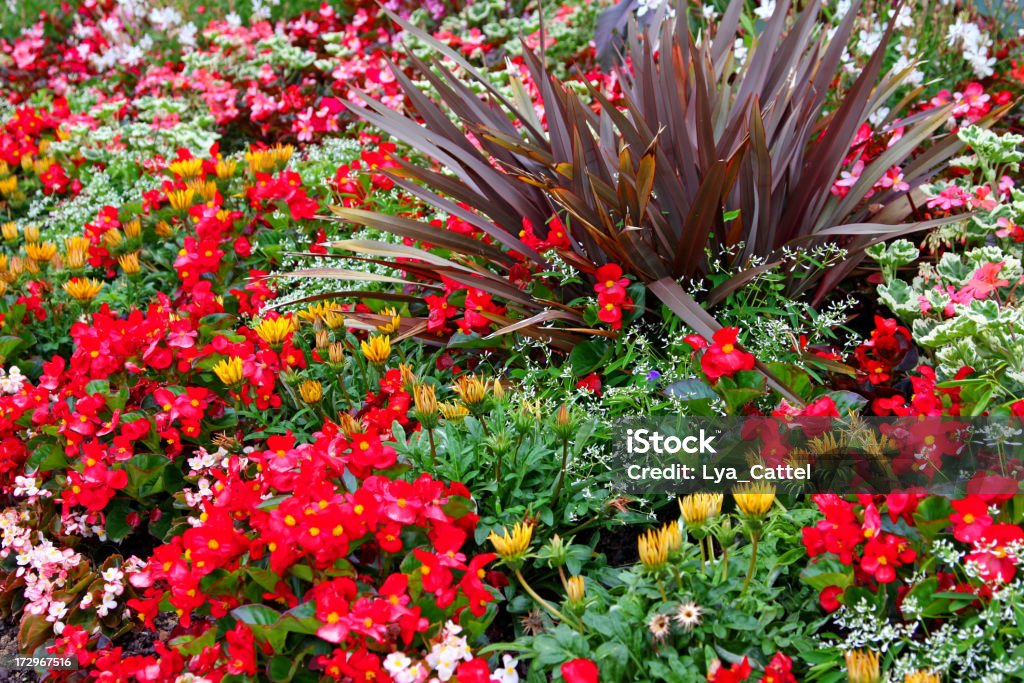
[551,439,569,507]
[741,530,760,596]
[427,428,437,467]
[515,569,569,623]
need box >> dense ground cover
[1,0,1024,681]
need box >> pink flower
[958,262,1009,301]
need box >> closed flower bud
[413,383,439,425]
[315,329,331,350]
[328,342,346,365]
[551,404,575,440]
[566,575,585,606]
[23,225,40,243]
[399,363,417,391]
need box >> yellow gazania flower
[118,252,141,275]
[399,363,417,390]
[1,222,18,241]
[245,149,274,174]
[903,671,940,683]
[845,650,881,683]
[269,143,294,166]
[26,242,57,262]
[187,179,218,202]
[23,225,40,243]
[413,383,438,419]
[299,301,332,323]
[376,307,401,335]
[439,402,469,421]
[314,329,331,350]
[361,334,391,365]
[123,219,142,239]
[7,256,25,277]
[63,277,104,301]
[0,176,17,195]
[254,316,295,348]
[660,521,682,555]
[64,236,90,270]
[299,380,323,404]
[679,492,724,526]
[215,159,238,179]
[733,481,776,519]
[166,187,195,211]
[322,309,345,330]
[452,374,487,406]
[336,413,364,436]
[101,229,124,249]
[213,356,244,386]
[488,521,534,561]
[566,576,585,604]
[155,220,174,238]
[32,157,53,175]
[638,527,668,571]
[168,158,205,179]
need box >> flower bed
[1,0,1024,682]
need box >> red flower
[576,373,602,395]
[594,264,629,299]
[225,623,257,676]
[561,658,599,683]
[707,656,752,682]
[950,496,993,543]
[763,652,797,683]
[700,328,756,382]
[819,585,843,612]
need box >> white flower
[384,653,413,676]
[47,600,68,622]
[491,654,519,683]
[753,1,776,20]
[102,567,124,583]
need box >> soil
[0,618,34,683]
[0,612,178,683]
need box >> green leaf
[569,339,608,375]
[231,604,282,626]
[105,498,133,542]
[25,441,68,471]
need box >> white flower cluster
[382,620,519,683]
[80,566,127,618]
[947,17,996,78]
[12,475,51,501]
[0,365,26,394]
